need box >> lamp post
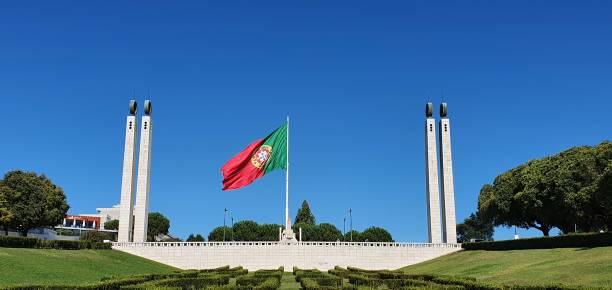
[349,208,353,242]
[343,217,346,242]
[231,217,234,241]
[223,208,228,242]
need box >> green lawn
[401,246,612,287]
[0,248,177,286]
[278,272,301,290]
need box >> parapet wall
[112,241,461,271]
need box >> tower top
[440,103,448,118]
[426,102,433,118]
[129,100,137,115]
[144,100,152,116]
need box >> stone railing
[112,241,462,270]
[112,241,461,248]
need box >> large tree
[293,222,318,241]
[456,212,494,242]
[257,223,282,241]
[317,223,343,241]
[0,170,69,236]
[294,200,316,225]
[147,212,170,242]
[0,187,12,235]
[361,227,394,242]
[478,141,612,235]
[208,226,232,241]
[232,220,259,241]
[104,219,119,230]
[186,233,205,242]
[344,230,362,242]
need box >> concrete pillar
[439,103,457,243]
[425,103,442,243]
[118,100,138,243]
[133,100,153,243]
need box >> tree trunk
[3,225,8,236]
[534,225,551,236]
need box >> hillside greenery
[401,246,612,287]
[0,248,176,286]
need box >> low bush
[0,236,39,248]
[430,276,502,290]
[327,266,350,278]
[300,278,338,290]
[0,236,111,250]
[462,232,612,251]
[253,277,281,290]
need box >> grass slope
[0,248,177,286]
[401,246,612,287]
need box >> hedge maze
[310,266,610,290]
[2,266,610,290]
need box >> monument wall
[113,241,461,271]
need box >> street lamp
[343,217,346,242]
[349,208,353,242]
[223,208,228,242]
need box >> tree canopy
[478,141,612,235]
[147,212,170,242]
[361,226,394,242]
[257,223,282,241]
[456,212,494,242]
[186,233,205,242]
[208,226,232,241]
[0,170,69,236]
[232,220,259,241]
[294,200,316,225]
[104,219,119,230]
[206,200,394,242]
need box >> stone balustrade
[112,241,461,271]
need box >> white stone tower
[424,102,442,243]
[439,103,457,243]
[133,100,153,243]
[118,100,138,243]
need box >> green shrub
[402,285,465,290]
[0,236,38,248]
[430,276,502,290]
[328,266,350,278]
[300,278,338,290]
[253,277,281,290]
[0,236,111,250]
[81,231,115,243]
[462,232,612,251]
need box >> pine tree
[294,200,316,225]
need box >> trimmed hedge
[0,236,111,250]
[462,232,612,251]
[236,267,282,290]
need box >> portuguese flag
[221,124,287,190]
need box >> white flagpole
[285,116,290,230]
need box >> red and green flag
[221,124,287,190]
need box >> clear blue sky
[0,1,610,242]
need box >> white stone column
[425,103,442,243]
[133,101,153,243]
[439,103,457,243]
[118,101,138,243]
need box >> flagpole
[285,116,290,231]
